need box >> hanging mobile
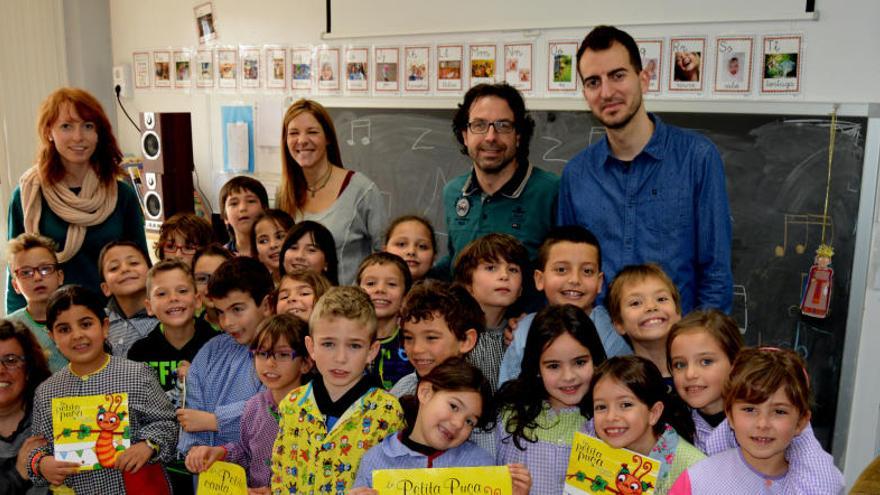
[800,107,837,318]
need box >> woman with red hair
[5,87,148,312]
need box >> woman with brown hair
[276,99,386,284]
[6,88,148,312]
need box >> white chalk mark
[345,119,371,146]
[733,284,748,335]
[588,127,606,145]
[540,136,567,163]
[411,128,435,150]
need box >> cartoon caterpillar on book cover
[55,393,130,469]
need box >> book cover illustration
[564,432,658,495]
[52,393,131,471]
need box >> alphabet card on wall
[52,393,131,471]
[469,43,497,86]
[504,42,533,92]
[404,45,430,93]
[761,34,802,94]
[437,44,464,92]
[714,36,753,94]
[547,40,578,94]
[373,466,512,495]
[564,432,659,495]
[636,39,663,93]
[669,37,706,93]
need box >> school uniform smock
[353,431,493,488]
[558,114,732,314]
[177,333,263,454]
[669,447,815,495]
[496,403,587,495]
[5,308,67,373]
[270,377,405,494]
[699,418,843,494]
[438,162,559,275]
[107,297,159,358]
[27,356,177,494]
[297,171,387,285]
[222,389,280,488]
[6,181,148,313]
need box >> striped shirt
[222,390,278,488]
[106,298,158,357]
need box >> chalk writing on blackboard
[346,119,371,146]
[412,128,435,150]
[774,213,833,257]
[540,136,567,163]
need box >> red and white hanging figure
[801,244,834,318]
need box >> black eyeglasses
[13,264,58,279]
[163,242,199,255]
[466,120,516,134]
[250,349,298,362]
[0,354,26,370]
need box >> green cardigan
[6,180,147,313]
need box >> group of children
[3,173,844,494]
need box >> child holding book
[5,233,67,371]
[185,314,312,491]
[99,241,156,357]
[496,304,607,494]
[351,357,531,495]
[219,176,269,257]
[357,252,414,389]
[270,286,405,494]
[669,348,844,494]
[27,285,177,494]
[588,356,704,494]
[275,269,331,321]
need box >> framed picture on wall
[153,50,172,88]
[504,42,533,92]
[194,2,217,44]
[265,46,286,89]
[196,49,214,88]
[404,46,430,93]
[761,34,802,94]
[290,47,313,92]
[714,36,753,94]
[217,48,237,89]
[173,50,192,88]
[436,44,464,92]
[133,51,151,89]
[317,47,341,92]
[240,46,260,89]
[469,43,496,86]
[547,40,578,93]
[345,47,369,93]
[374,47,400,93]
[636,39,663,93]
[669,37,706,93]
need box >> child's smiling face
[51,305,109,374]
[613,276,681,344]
[224,189,264,235]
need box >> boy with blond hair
[5,233,66,371]
[271,286,405,494]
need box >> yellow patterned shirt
[270,381,405,494]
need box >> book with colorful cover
[52,393,131,471]
[564,432,659,495]
[373,466,512,495]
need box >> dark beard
[597,94,642,131]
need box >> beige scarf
[19,166,118,263]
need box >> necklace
[306,165,333,197]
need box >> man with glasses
[559,26,732,313]
[439,83,560,276]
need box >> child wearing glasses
[155,212,216,267]
[98,240,156,357]
[185,314,312,491]
[5,233,67,371]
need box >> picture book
[373,466,511,495]
[564,432,659,495]
[52,393,131,471]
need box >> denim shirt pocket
[639,185,687,236]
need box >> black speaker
[139,112,195,231]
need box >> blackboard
[328,106,867,448]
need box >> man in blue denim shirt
[559,26,732,313]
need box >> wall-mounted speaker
[139,112,195,231]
